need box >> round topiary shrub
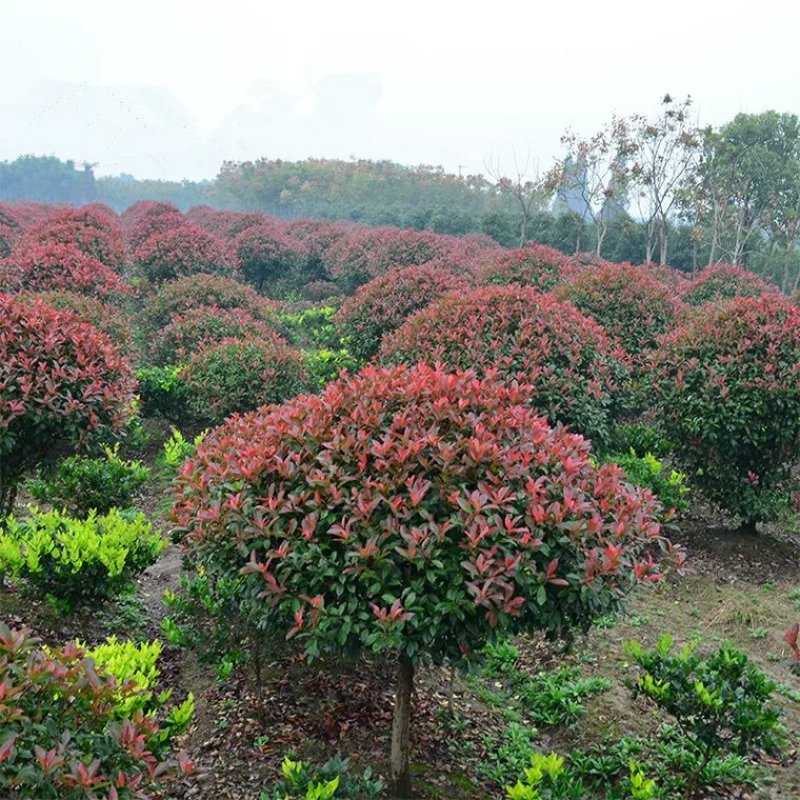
[18,290,135,356]
[681,263,778,306]
[474,243,574,291]
[0,294,137,514]
[324,226,454,292]
[559,262,685,357]
[145,305,280,366]
[233,221,313,292]
[172,363,672,794]
[649,295,800,528]
[379,285,629,448]
[335,263,469,362]
[0,240,130,298]
[27,206,127,271]
[133,224,239,284]
[121,200,185,249]
[180,335,309,422]
[137,273,281,337]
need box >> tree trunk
[390,656,414,798]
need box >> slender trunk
[596,222,606,257]
[390,656,414,798]
[658,221,669,265]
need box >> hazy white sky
[2,0,799,181]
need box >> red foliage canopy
[379,285,629,447]
[173,363,671,666]
[1,240,130,298]
[133,224,239,284]
[336,263,470,361]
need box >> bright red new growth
[137,273,281,336]
[26,206,127,271]
[681,263,779,306]
[0,293,137,512]
[649,294,800,525]
[475,243,575,291]
[335,263,470,361]
[145,304,283,366]
[0,625,174,797]
[133,224,239,284]
[559,262,686,357]
[379,285,629,446]
[1,240,130,298]
[173,363,671,665]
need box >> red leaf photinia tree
[1,240,130,299]
[474,243,575,291]
[144,305,282,366]
[27,206,127,271]
[335,263,470,362]
[180,335,308,422]
[0,293,137,514]
[649,294,800,529]
[559,262,686,358]
[680,263,779,306]
[379,285,630,449]
[133,224,239,284]
[136,273,281,339]
[172,363,674,797]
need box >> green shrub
[0,625,192,800]
[516,667,611,728]
[84,636,195,747]
[136,364,189,421]
[27,445,149,516]
[608,422,673,459]
[625,635,782,797]
[604,451,689,520]
[0,507,164,609]
[303,347,359,390]
[161,427,207,471]
[280,305,343,349]
[260,755,384,800]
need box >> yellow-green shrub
[0,507,164,608]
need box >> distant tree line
[3,102,800,287]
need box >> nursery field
[1,199,800,800]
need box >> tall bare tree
[627,95,701,264]
[547,117,633,257]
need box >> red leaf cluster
[680,263,779,306]
[0,625,173,798]
[0,293,136,497]
[379,285,629,447]
[233,221,311,291]
[133,224,239,284]
[649,294,800,523]
[335,263,471,361]
[137,273,281,337]
[27,206,127,271]
[145,305,282,366]
[475,243,575,291]
[1,240,130,298]
[323,226,460,291]
[172,363,671,664]
[120,201,185,249]
[559,262,686,357]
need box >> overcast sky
[2,0,799,181]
